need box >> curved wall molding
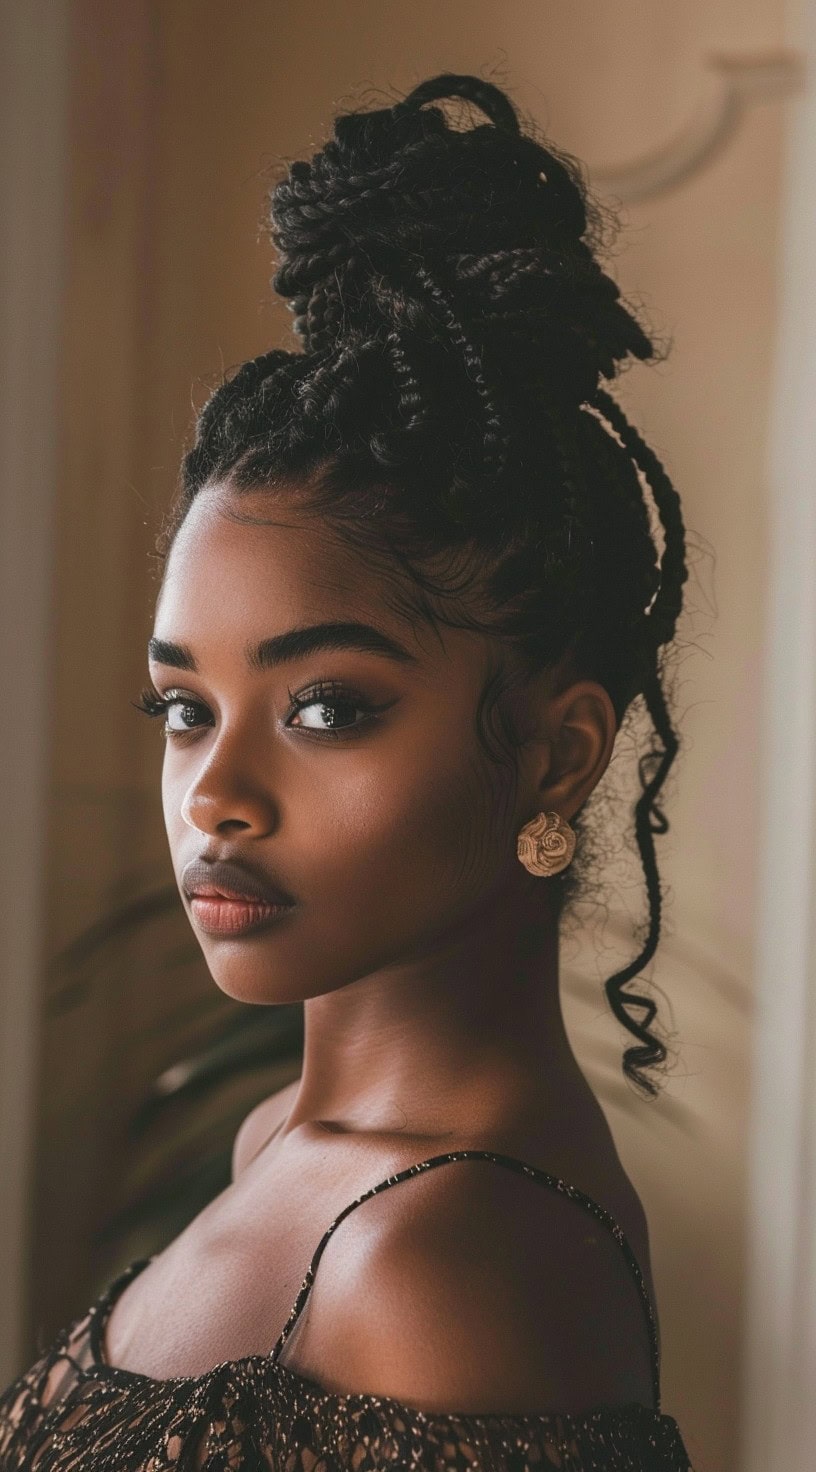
[590,50,805,202]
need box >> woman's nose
[179,735,281,837]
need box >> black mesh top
[0,1149,695,1470]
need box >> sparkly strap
[269,1148,662,1413]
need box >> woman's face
[148,484,528,1006]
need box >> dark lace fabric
[0,1149,694,1470]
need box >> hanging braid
[581,387,688,1096]
[592,387,689,644]
[159,72,692,1099]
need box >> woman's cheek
[324,742,503,916]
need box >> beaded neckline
[86,1148,662,1416]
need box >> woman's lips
[190,895,295,936]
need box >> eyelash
[131,679,384,743]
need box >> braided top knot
[269,72,653,411]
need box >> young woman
[0,72,695,1469]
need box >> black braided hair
[160,72,690,1100]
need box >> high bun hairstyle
[163,72,690,1100]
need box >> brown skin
[104,482,657,1411]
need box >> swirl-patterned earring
[516,810,576,876]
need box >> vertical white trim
[0,0,69,1378]
[741,1,816,1465]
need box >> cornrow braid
[162,72,692,1099]
[413,264,514,498]
[178,352,281,493]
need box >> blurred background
[2,4,815,1471]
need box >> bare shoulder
[231,1077,301,1182]
[279,1154,656,1415]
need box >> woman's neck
[280,875,588,1143]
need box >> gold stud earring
[516,810,576,876]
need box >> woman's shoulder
[275,1142,657,1416]
[226,1079,657,1414]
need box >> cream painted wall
[32,4,795,1470]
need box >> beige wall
[0,0,69,1383]
[28,4,796,1470]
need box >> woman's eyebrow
[147,621,419,673]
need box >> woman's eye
[165,698,209,734]
[131,685,210,738]
[286,689,376,736]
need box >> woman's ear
[516,675,617,823]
